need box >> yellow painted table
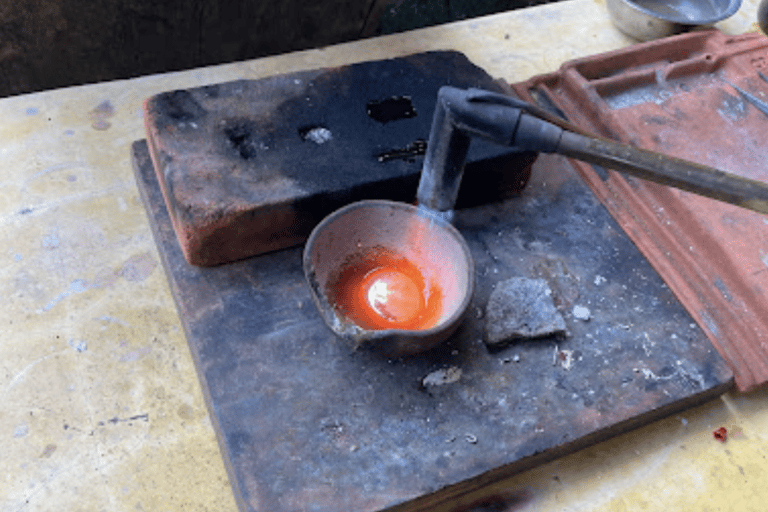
[2,1,767,510]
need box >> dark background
[0,0,556,97]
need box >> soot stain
[224,120,260,159]
[120,252,157,282]
[717,90,747,122]
[366,96,416,124]
[158,90,206,122]
[97,413,150,427]
[377,139,427,162]
[90,100,115,131]
[40,444,57,458]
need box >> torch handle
[555,131,768,215]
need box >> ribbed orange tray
[514,29,768,391]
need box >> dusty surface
[135,139,732,511]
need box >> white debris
[572,305,591,321]
[68,339,87,352]
[422,366,462,387]
[553,346,575,370]
[303,127,333,144]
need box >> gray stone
[572,305,591,321]
[484,277,566,347]
[422,366,462,387]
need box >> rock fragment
[572,305,591,321]
[484,277,566,347]
[422,366,462,387]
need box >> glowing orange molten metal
[330,248,443,331]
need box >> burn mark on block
[367,96,416,124]
[377,139,427,162]
[223,120,260,159]
[157,89,206,122]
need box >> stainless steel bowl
[759,0,768,35]
[606,0,742,41]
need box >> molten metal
[330,248,442,331]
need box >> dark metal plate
[132,139,732,512]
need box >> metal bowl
[606,0,742,41]
[759,0,768,35]
[303,200,474,357]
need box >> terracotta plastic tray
[514,29,768,391]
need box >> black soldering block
[142,51,535,266]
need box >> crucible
[303,200,474,357]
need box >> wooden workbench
[3,0,767,510]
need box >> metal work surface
[515,29,768,391]
[143,52,532,266]
[133,139,732,512]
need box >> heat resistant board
[143,51,535,266]
[132,138,732,512]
